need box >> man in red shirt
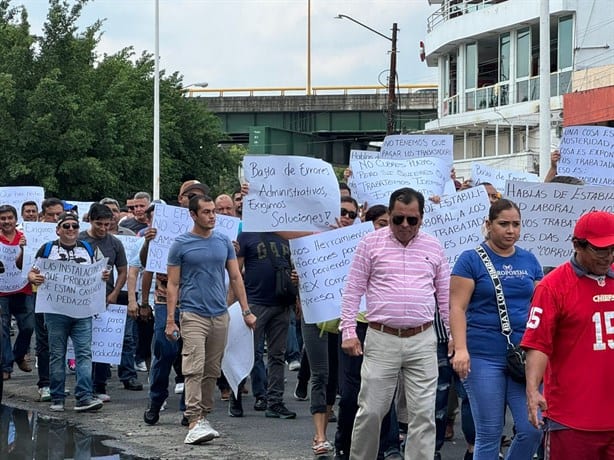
[0,204,34,380]
[522,210,614,460]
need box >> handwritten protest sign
[422,187,490,268]
[145,203,240,274]
[0,245,28,292]
[241,155,340,232]
[66,304,127,365]
[505,180,614,267]
[349,156,449,206]
[21,221,91,273]
[471,163,538,192]
[22,222,59,272]
[34,257,107,318]
[558,125,614,186]
[221,302,254,398]
[0,186,44,217]
[289,222,373,323]
[145,204,192,274]
[380,134,453,168]
[68,200,95,216]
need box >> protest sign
[67,304,127,365]
[0,244,28,292]
[22,222,59,273]
[145,203,240,274]
[66,200,95,216]
[0,186,44,217]
[221,302,254,398]
[115,235,141,263]
[558,125,614,186]
[505,180,614,267]
[34,257,107,318]
[349,156,449,206]
[422,187,490,268]
[289,222,373,323]
[22,221,91,273]
[145,204,192,274]
[380,134,453,168]
[215,214,241,242]
[471,162,538,192]
[241,155,340,232]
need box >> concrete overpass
[187,85,437,164]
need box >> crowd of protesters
[1,147,612,459]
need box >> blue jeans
[464,355,542,460]
[250,331,267,399]
[45,313,94,403]
[149,304,183,409]
[435,342,475,452]
[118,315,137,382]
[0,294,35,373]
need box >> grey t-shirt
[167,231,235,317]
[79,231,127,295]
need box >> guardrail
[183,83,438,97]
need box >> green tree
[0,0,239,203]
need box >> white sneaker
[184,419,217,444]
[174,383,184,394]
[95,393,111,403]
[288,360,301,371]
[38,386,51,402]
[50,401,64,412]
[200,419,220,438]
[134,361,148,372]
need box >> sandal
[312,438,332,456]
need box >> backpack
[42,240,95,261]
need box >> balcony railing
[427,0,509,32]
[441,69,571,116]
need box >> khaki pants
[350,326,438,460]
[180,311,229,423]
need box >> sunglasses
[340,208,358,220]
[391,215,419,226]
[61,223,80,230]
[127,206,135,210]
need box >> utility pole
[336,15,399,135]
[387,23,398,135]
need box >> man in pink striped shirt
[340,187,450,460]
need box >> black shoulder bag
[260,234,297,306]
[475,246,526,384]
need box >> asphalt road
[2,360,510,459]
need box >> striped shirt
[340,227,450,341]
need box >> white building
[422,0,614,181]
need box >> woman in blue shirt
[450,199,542,460]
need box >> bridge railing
[183,84,437,97]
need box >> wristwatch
[242,309,252,317]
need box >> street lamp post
[181,82,209,97]
[337,14,398,134]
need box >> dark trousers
[35,311,50,388]
[435,342,475,452]
[251,304,290,406]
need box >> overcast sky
[18,0,438,91]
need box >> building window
[500,33,510,82]
[558,15,573,70]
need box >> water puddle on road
[0,404,145,459]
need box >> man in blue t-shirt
[165,196,255,445]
